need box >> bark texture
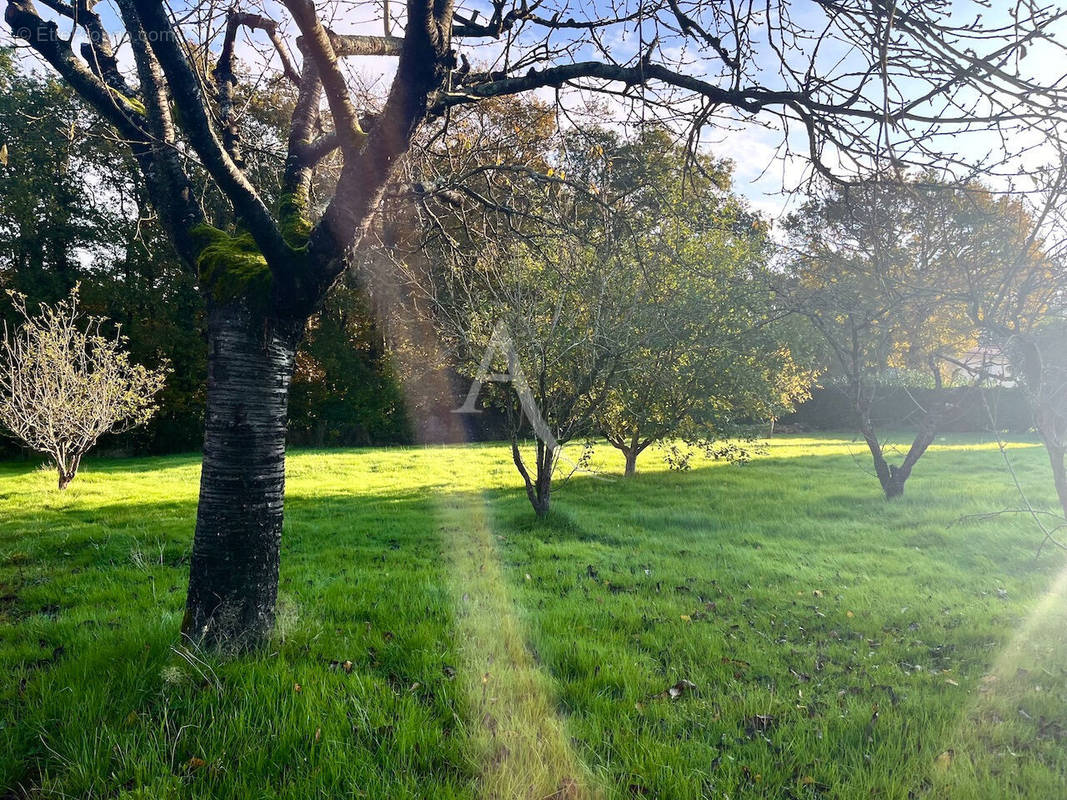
[861,420,936,500]
[182,302,299,649]
[513,437,557,517]
[57,458,79,491]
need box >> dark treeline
[782,385,1033,435]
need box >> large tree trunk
[182,301,300,650]
[623,449,638,477]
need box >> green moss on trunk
[191,225,272,305]
[279,190,312,249]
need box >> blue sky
[7,0,1067,221]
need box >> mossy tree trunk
[182,301,300,650]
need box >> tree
[946,171,1067,524]
[1013,321,1067,522]
[0,288,167,488]
[423,229,637,516]
[576,129,815,475]
[782,180,994,499]
[288,280,411,447]
[7,0,1066,645]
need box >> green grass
[1,434,1065,799]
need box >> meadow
[1,435,1065,799]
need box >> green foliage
[0,57,205,455]
[559,127,818,469]
[289,282,412,446]
[1,436,1066,797]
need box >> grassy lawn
[1,434,1065,799]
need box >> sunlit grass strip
[437,489,600,799]
[933,559,1067,794]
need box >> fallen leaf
[945,678,959,687]
[934,749,954,769]
[186,757,207,770]
[744,714,777,737]
[342,660,353,674]
[293,683,302,693]
[657,679,697,700]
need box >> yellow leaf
[0,143,7,166]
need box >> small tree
[577,130,816,475]
[950,172,1067,523]
[0,289,167,488]
[782,179,1006,499]
[432,236,635,517]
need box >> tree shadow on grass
[0,487,478,799]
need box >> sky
[6,0,1067,223]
